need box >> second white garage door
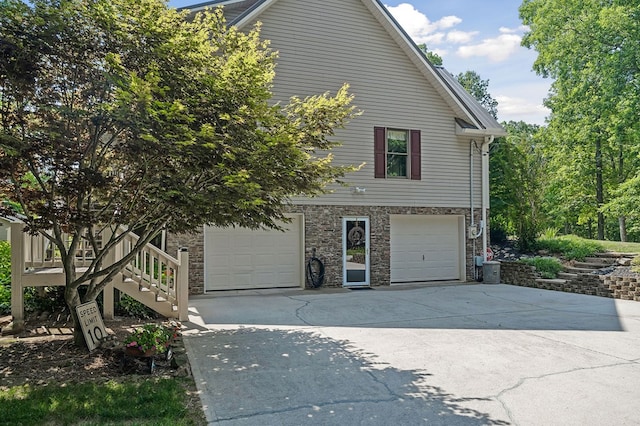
[390,215,464,283]
[204,215,303,291]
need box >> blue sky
[169,0,551,125]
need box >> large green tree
[0,0,357,346]
[520,0,640,240]
[456,71,499,120]
[490,121,545,250]
[416,43,443,66]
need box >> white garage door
[390,215,463,283]
[204,216,303,291]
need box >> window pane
[387,153,407,177]
[387,130,407,153]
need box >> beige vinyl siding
[239,0,483,208]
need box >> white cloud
[500,25,529,34]
[432,47,449,58]
[496,95,549,124]
[446,30,479,44]
[424,32,445,45]
[437,15,463,30]
[386,3,462,45]
[456,34,522,62]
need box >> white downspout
[469,140,482,239]
[470,140,475,230]
[481,135,494,261]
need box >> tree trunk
[617,143,627,242]
[61,243,88,348]
[64,284,86,347]
[619,216,627,242]
[595,139,605,240]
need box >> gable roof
[181,0,262,23]
[435,67,507,136]
[181,0,507,138]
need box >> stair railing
[10,220,189,327]
[120,231,180,308]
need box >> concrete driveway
[183,284,640,425]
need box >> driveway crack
[491,360,640,426]
[286,295,315,326]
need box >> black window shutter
[374,127,386,178]
[410,129,421,180]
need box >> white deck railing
[9,221,188,326]
[120,231,181,307]
[23,229,98,269]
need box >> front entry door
[343,217,370,287]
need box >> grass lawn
[595,239,640,254]
[537,234,640,261]
[0,377,203,426]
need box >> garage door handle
[423,254,425,261]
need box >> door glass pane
[345,219,367,283]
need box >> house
[171,0,507,293]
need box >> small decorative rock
[617,258,632,266]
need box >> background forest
[449,1,640,250]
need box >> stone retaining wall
[500,261,640,301]
[499,261,537,288]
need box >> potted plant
[124,323,178,357]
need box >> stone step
[563,265,597,274]
[573,261,611,270]
[584,257,616,265]
[558,272,578,280]
[594,252,638,259]
[535,278,568,285]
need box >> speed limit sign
[76,301,107,351]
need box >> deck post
[10,221,25,332]
[101,228,116,320]
[177,248,189,321]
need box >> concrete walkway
[183,284,640,425]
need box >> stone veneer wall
[168,205,484,294]
[166,232,205,295]
[501,261,640,301]
[499,261,538,287]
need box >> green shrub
[0,241,9,286]
[116,294,159,320]
[0,283,10,315]
[540,227,560,240]
[29,286,67,313]
[519,256,564,279]
[536,235,603,261]
[0,241,10,314]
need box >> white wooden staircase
[7,219,189,329]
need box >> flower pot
[125,346,156,358]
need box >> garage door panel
[205,216,302,291]
[391,215,461,283]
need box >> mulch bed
[0,311,191,390]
